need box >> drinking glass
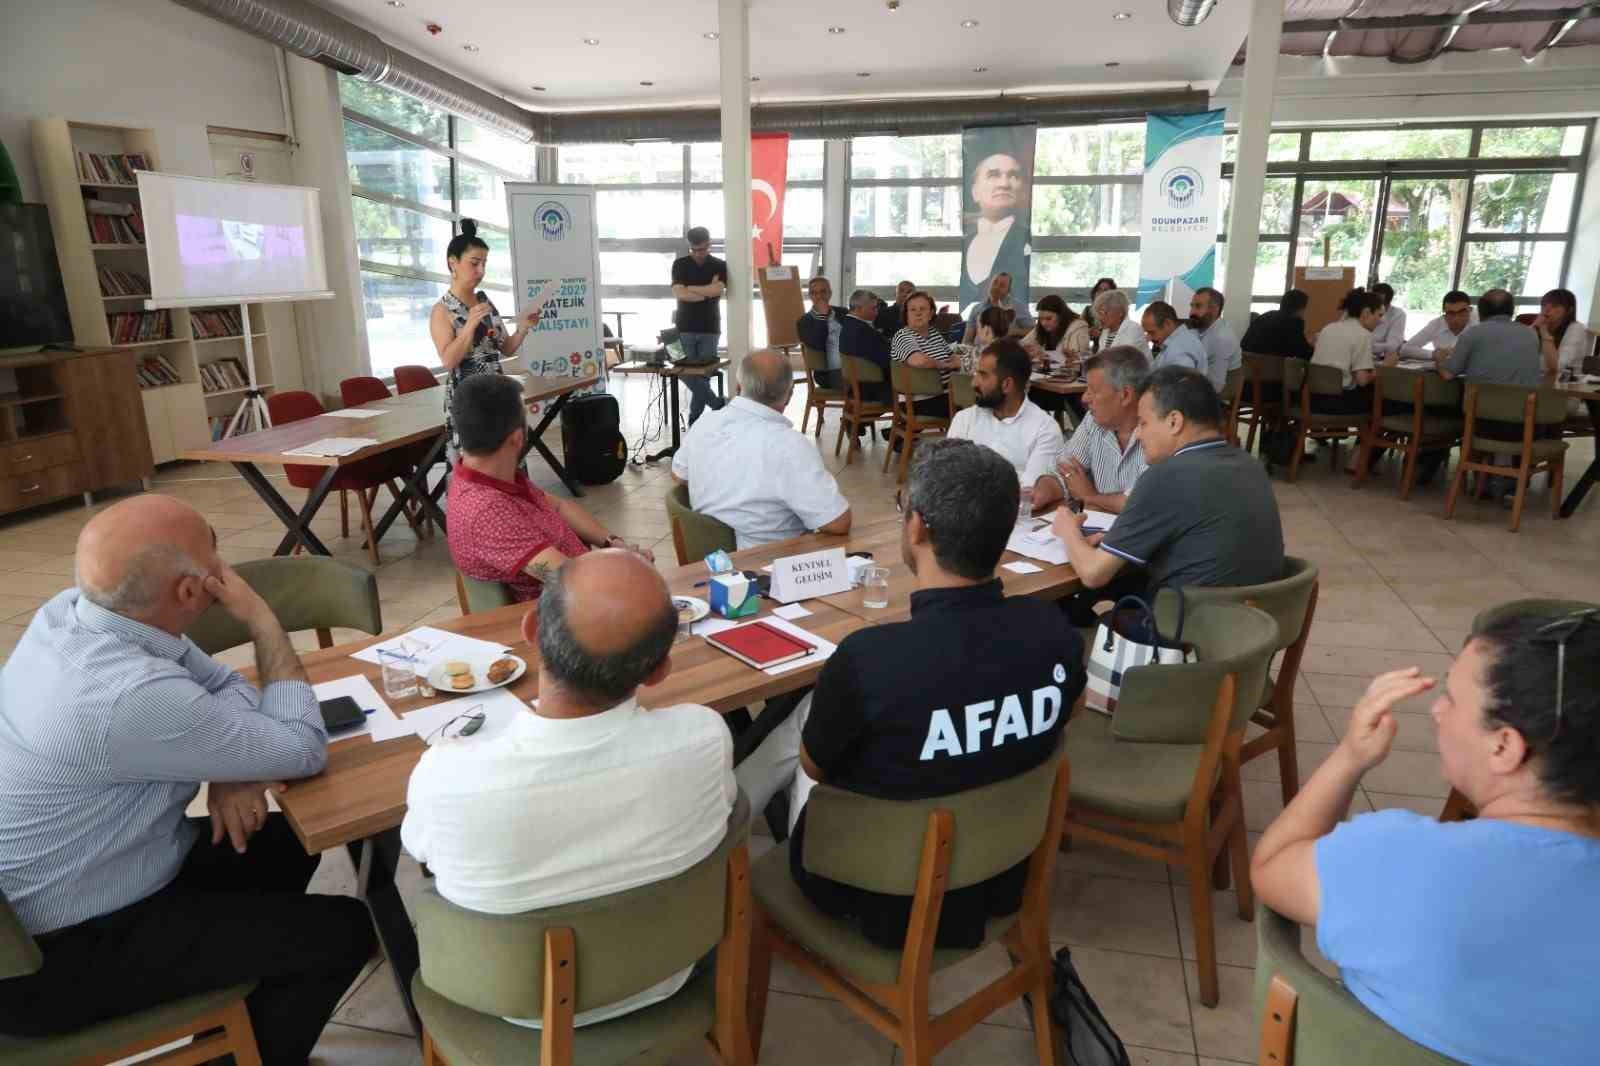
[1018,487,1035,520]
[378,647,419,700]
[862,565,891,609]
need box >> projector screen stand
[223,301,272,438]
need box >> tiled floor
[2,374,1595,1065]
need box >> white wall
[0,0,287,201]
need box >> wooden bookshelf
[31,117,291,463]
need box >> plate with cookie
[427,653,527,695]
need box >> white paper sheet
[1003,561,1043,575]
[312,674,394,742]
[321,408,386,419]
[1082,509,1117,534]
[351,626,512,678]
[773,603,813,620]
[406,687,531,746]
[282,436,379,457]
[1005,523,1070,566]
[525,277,561,316]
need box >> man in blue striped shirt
[0,495,372,1065]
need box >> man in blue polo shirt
[1053,366,1284,599]
[1141,301,1211,378]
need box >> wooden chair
[835,354,891,465]
[1282,360,1369,482]
[454,571,515,616]
[187,556,382,655]
[1445,383,1569,532]
[798,344,846,438]
[413,793,754,1066]
[1254,904,1460,1066]
[1063,602,1280,1006]
[948,371,975,413]
[0,891,263,1066]
[748,744,1070,1066]
[1353,368,1463,499]
[393,365,441,393]
[885,363,951,484]
[342,375,433,537]
[266,391,425,565]
[1158,557,1321,806]
[1220,364,1246,446]
[664,483,737,566]
[1239,353,1286,455]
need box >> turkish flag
[751,133,789,269]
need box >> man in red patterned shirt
[447,374,652,602]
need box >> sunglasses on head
[1531,608,1600,742]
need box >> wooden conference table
[266,516,1081,1034]
[180,374,596,556]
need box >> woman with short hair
[1252,603,1600,1065]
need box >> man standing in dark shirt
[670,226,728,424]
[1241,289,1316,361]
[735,438,1085,948]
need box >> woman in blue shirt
[1252,604,1600,1066]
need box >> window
[850,136,961,180]
[1378,178,1468,333]
[1035,124,1144,177]
[1309,128,1471,161]
[341,78,537,377]
[1479,125,1587,158]
[1469,173,1576,235]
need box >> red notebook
[705,621,818,670]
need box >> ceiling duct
[174,0,1206,145]
[1168,0,1218,28]
[170,0,544,142]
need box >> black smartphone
[318,696,366,734]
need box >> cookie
[486,658,517,685]
[443,661,472,677]
[450,673,475,690]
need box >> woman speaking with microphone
[428,219,542,452]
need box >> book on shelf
[105,310,172,344]
[86,204,145,245]
[208,416,230,441]
[97,267,150,297]
[201,358,248,394]
[136,354,184,390]
[75,152,151,185]
[191,308,245,339]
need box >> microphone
[472,291,497,343]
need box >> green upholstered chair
[798,343,846,438]
[748,742,1069,1066]
[0,892,263,1066]
[1156,558,1321,806]
[411,792,753,1066]
[1239,352,1287,455]
[1283,359,1368,482]
[664,483,737,567]
[1353,368,1464,499]
[1254,904,1460,1066]
[454,571,515,616]
[885,363,950,485]
[948,371,976,412]
[835,354,890,465]
[1064,602,1279,1007]
[187,556,382,655]
[1446,382,1569,532]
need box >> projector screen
[138,172,330,305]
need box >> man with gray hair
[840,288,893,405]
[0,494,373,1061]
[1088,287,1148,356]
[672,349,851,548]
[735,438,1085,948]
[1034,344,1150,515]
[403,550,735,1029]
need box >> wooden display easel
[1292,235,1356,341]
[757,264,804,353]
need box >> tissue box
[709,573,760,618]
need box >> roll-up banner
[1137,109,1224,308]
[505,183,608,400]
[960,124,1036,316]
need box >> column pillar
[823,139,848,284]
[1222,0,1285,333]
[718,0,752,366]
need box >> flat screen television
[0,203,74,353]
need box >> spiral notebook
[705,620,818,670]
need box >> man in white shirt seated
[1036,344,1150,515]
[402,550,736,1030]
[948,337,1062,508]
[1370,283,1408,361]
[672,349,852,548]
[1399,289,1475,362]
[1087,288,1148,355]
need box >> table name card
[769,547,851,603]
